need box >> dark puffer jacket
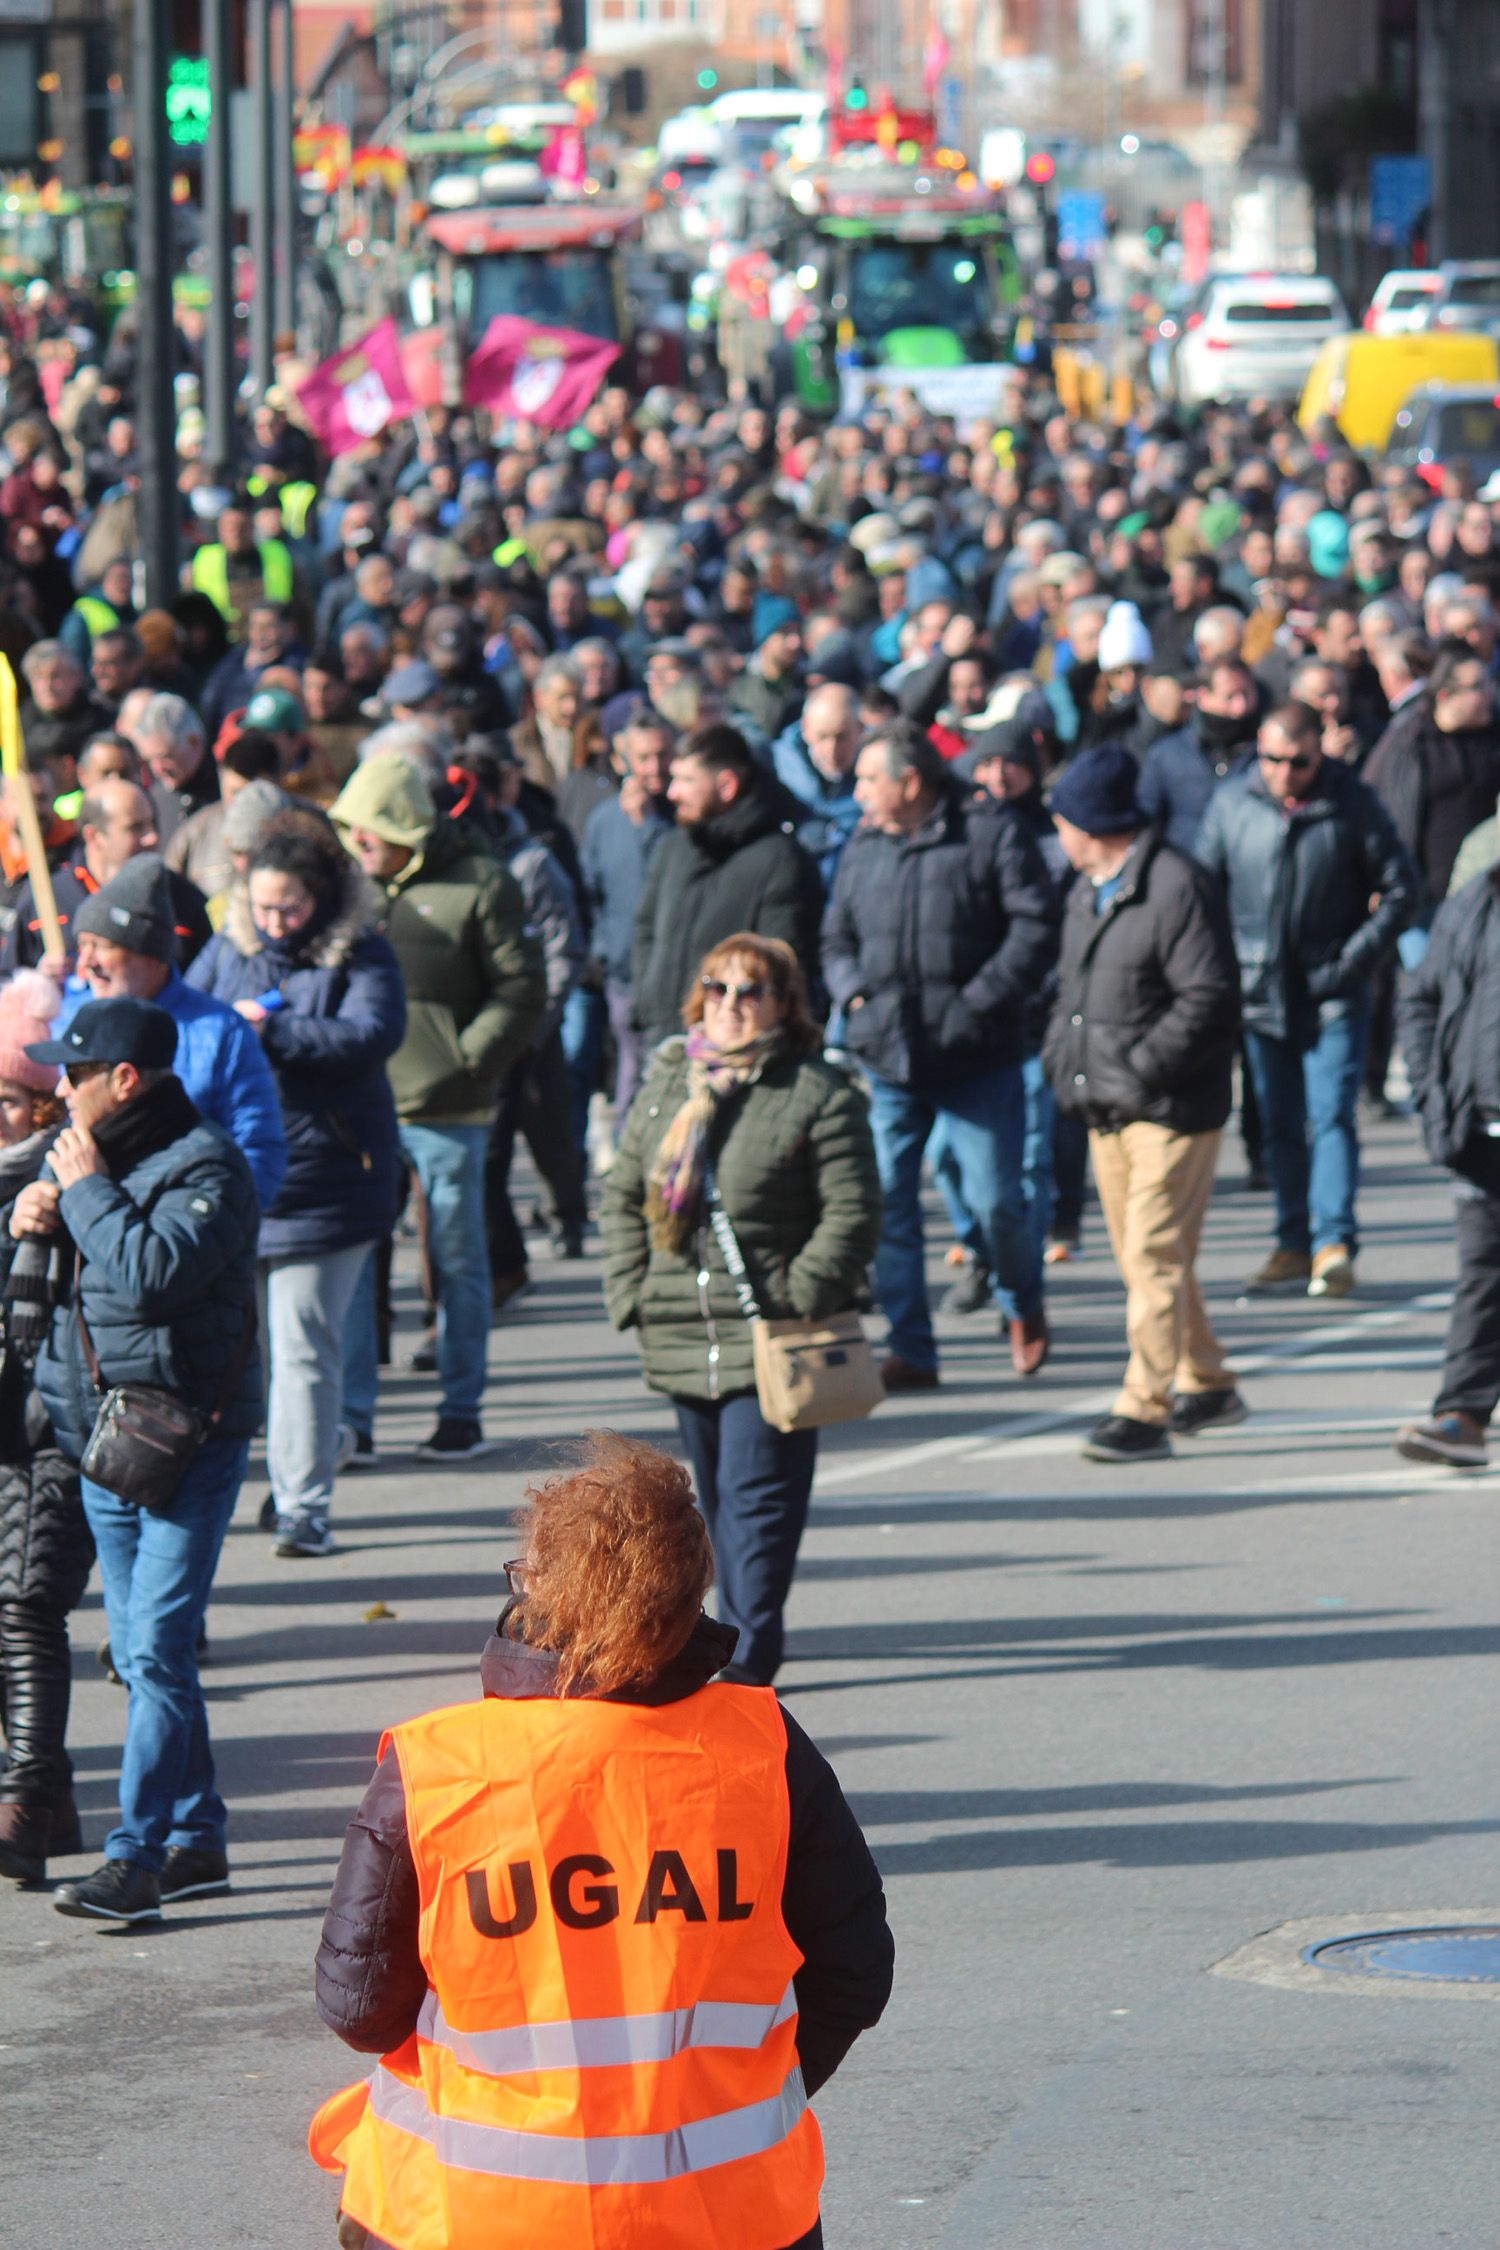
[1195,757,1416,1041]
[315,1614,894,2250]
[600,1039,881,1402]
[186,863,405,1258]
[1042,828,1240,1134]
[1399,866,1500,1190]
[36,1079,262,1467]
[821,791,1059,1088]
[0,1132,91,1611]
[631,782,825,1050]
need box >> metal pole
[203,0,235,469]
[248,0,274,397]
[1419,0,1455,262]
[274,0,296,352]
[133,0,178,604]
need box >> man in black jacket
[632,725,823,1052]
[1197,699,1416,1298]
[1395,867,1500,1470]
[1043,748,1245,1463]
[823,719,1059,1386]
[18,997,261,1924]
[1365,639,1500,912]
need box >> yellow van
[1298,331,1500,451]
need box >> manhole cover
[1307,1926,1500,1984]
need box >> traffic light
[846,79,869,112]
[1024,150,1055,186]
[696,66,718,91]
[557,0,587,52]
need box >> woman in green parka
[601,933,882,1684]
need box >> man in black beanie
[1043,745,1247,1462]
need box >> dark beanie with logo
[73,854,178,963]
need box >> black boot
[0,1800,49,1884]
[0,1599,74,1803]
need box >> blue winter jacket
[579,792,672,987]
[771,721,863,895]
[56,967,287,1213]
[1136,723,1255,858]
[36,1086,262,1466]
[186,868,404,1258]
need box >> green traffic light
[846,85,868,111]
[696,67,718,90]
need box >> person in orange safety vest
[310,1432,894,2250]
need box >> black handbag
[76,1289,256,1515]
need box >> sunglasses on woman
[700,977,766,1005]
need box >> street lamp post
[203,0,236,468]
[248,0,275,396]
[274,0,297,352]
[132,0,178,604]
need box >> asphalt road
[4,1114,1498,2250]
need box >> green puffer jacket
[600,1038,882,1403]
[378,820,546,1125]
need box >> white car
[1174,275,1351,407]
[1365,269,1441,335]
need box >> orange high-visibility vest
[309,1683,824,2250]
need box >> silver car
[1420,261,1500,333]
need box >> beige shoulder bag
[704,1168,884,1434]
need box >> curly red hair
[513,1433,714,1698]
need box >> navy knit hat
[1048,745,1146,837]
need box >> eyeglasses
[63,1062,106,1086]
[1258,748,1317,770]
[502,1557,529,1597]
[701,977,766,1006]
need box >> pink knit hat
[0,970,63,1093]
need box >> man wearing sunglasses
[1196,699,1416,1299]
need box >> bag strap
[75,1259,257,1432]
[703,1164,764,1326]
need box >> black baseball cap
[27,997,178,1073]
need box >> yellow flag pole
[0,653,65,964]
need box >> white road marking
[814,1289,1455,1492]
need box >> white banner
[839,362,1016,419]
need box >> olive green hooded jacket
[331,752,545,1124]
[600,1037,882,1402]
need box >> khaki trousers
[1088,1122,1232,1425]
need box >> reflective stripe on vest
[367,2057,809,2186]
[415,1977,798,2075]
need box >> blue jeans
[1244,1007,1368,1257]
[930,1054,1057,1261]
[560,985,606,1151]
[867,1062,1042,1368]
[342,1248,379,1438]
[83,1435,249,1871]
[673,1393,817,1683]
[1053,1109,1089,1238]
[400,1122,491,1420]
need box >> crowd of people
[0,290,1496,1973]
